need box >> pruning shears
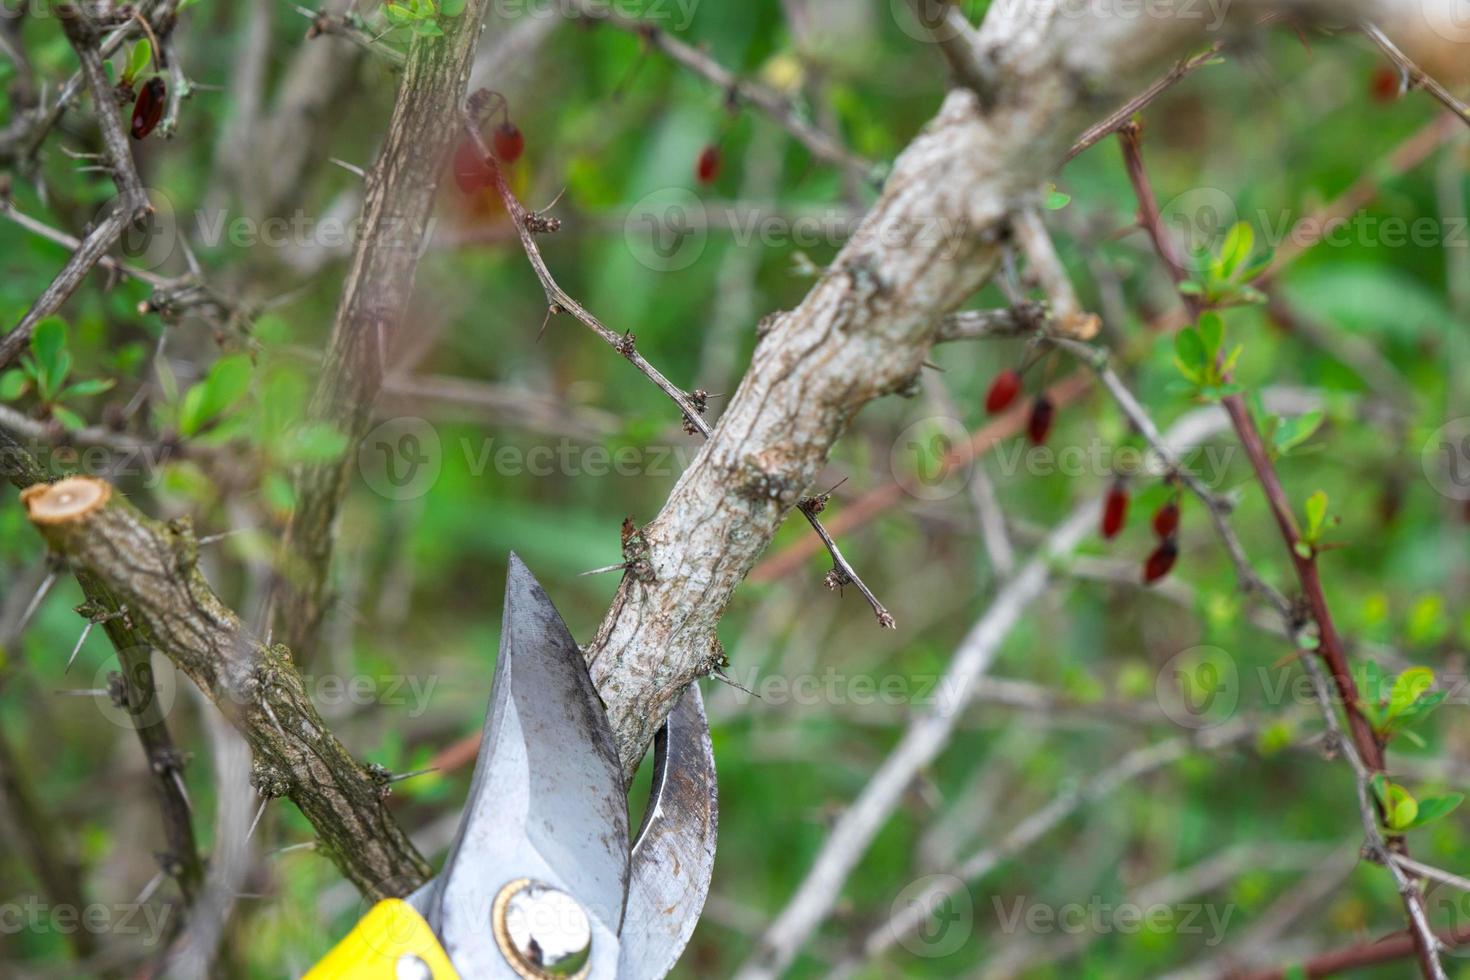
[305,555,718,979]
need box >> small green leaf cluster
[1179,221,1272,308]
[1248,392,1324,461]
[1171,311,1242,401]
[1371,772,1462,833]
[383,0,466,37]
[1353,663,1448,750]
[0,317,115,430]
[1292,489,1341,559]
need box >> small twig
[565,0,876,184]
[470,113,896,627]
[903,0,992,96]
[1362,23,1470,125]
[1117,117,1445,980]
[1064,43,1223,164]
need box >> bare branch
[272,0,492,659]
[19,475,431,897]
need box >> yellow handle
[304,898,461,980]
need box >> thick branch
[22,476,431,897]
[273,0,490,658]
[579,0,1433,777]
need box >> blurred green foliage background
[1,1,1468,977]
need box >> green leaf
[30,316,67,380]
[1272,411,1324,455]
[1354,660,1387,726]
[1406,793,1464,829]
[1044,185,1070,210]
[1387,667,1435,720]
[1238,247,1276,282]
[1218,222,1254,279]
[1390,690,1447,732]
[1293,541,1313,560]
[127,39,152,82]
[251,313,291,346]
[263,471,296,513]
[1370,772,1389,807]
[1175,327,1206,372]
[278,423,350,464]
[0,369,26,400]
[51,405,85,431]
[1197,312,1224,359]
[1304,490,1328,540]
[62,378,115,400]
[179,354,253,436]
[1386,783,1418,831]
[412,18,444,35]
[385,4,414,25]
[440,0,466,14]
[1177,280,1204,296]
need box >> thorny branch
[0,7,153,372]
[464,112,898,629]
[1116,110,1446,979]
[0,431,204,909]
[565,0,877,184]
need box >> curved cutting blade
[409,553,630,978]
[619,684,719,978]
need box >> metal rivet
[492,878,592,979]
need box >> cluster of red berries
[1100,479,1181,583]
[453,117,524,195]
[1143,494,1180,584]
[985,363,1184,585]
[984,368,1055,446]
[130,78,166,139]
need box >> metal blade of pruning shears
[387,553,717,979]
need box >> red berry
[1152,499,1180,538]
[696,144,721,184]
[493,121,524,164]
[1370,66,1401,103]
[1101,482,1129,540]
[985,369,1022,414]
[131,78,166,140]
[452,137,494,194]
[1026,394,1055,446]
[1143,536,1179,584]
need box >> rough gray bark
[21,476,431,897]
[272,1,490,660]
[584,0,1394,776]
